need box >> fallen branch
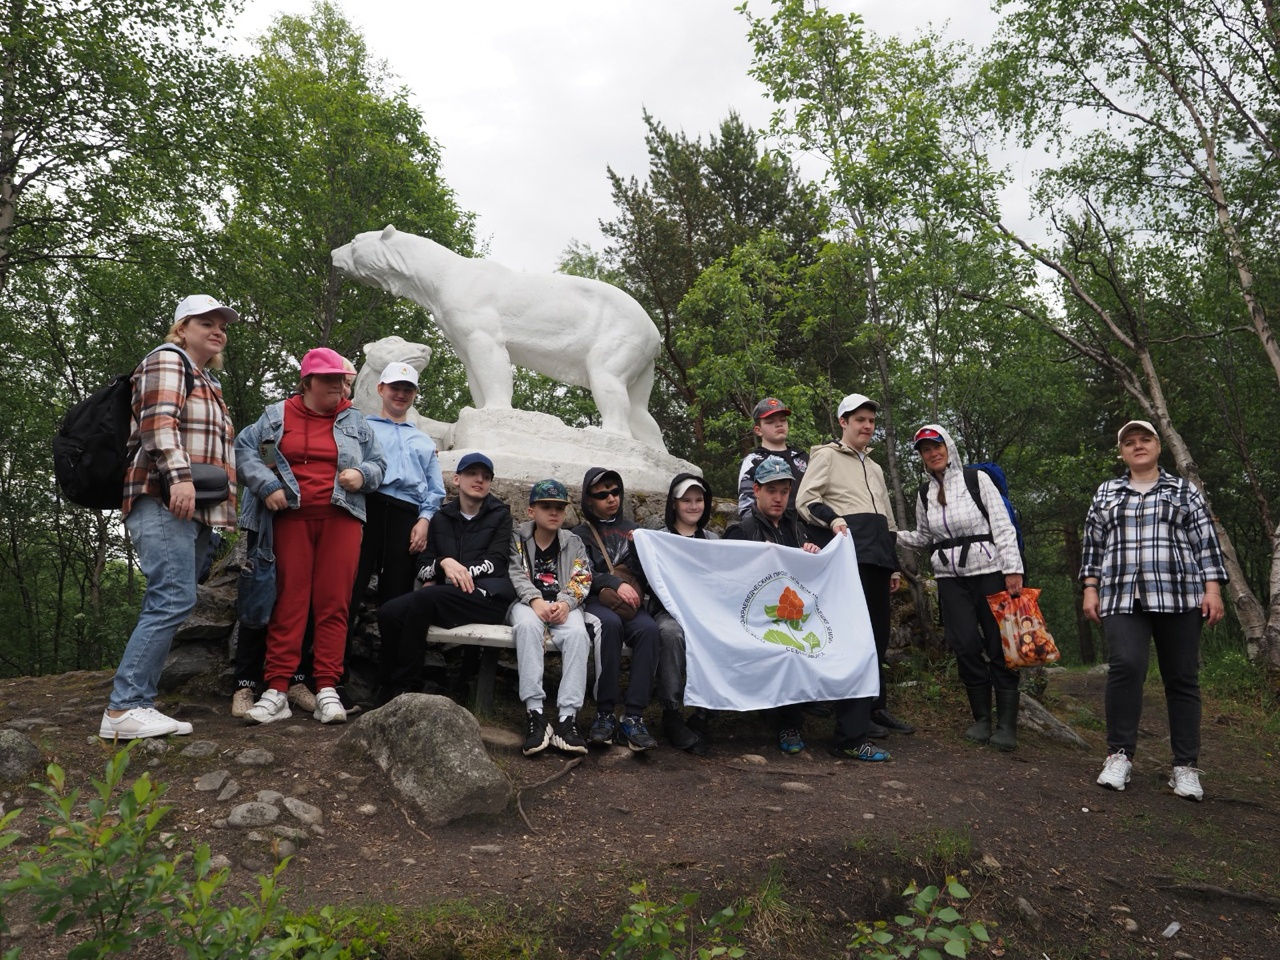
[1154,881,1280,908]
[515,757,584,834]
[723,762,835,777]
[391,796,432,843]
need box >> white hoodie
[896,423,1023,579]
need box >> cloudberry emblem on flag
[740,573,833,658]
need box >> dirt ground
[1,663,1278,959]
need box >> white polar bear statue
[331,225,666,450]
[350,335,433,431]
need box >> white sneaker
[1097,751,1132,791]
[1169,765,1204,801]
[245,689,292,725]
[313,687,347,724]
[231,687,256,718]
[287,683,318,712]
[99,707,180,740]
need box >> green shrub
[605,881,749,960]
[0,743,373,959]
[849,877,990,960]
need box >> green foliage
[849,878,990,960]
[0,745,373,959]
[605,881,750,960]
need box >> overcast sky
[236,0,1007,273]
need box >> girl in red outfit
[235,347,385,724]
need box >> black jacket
[572,465,647,595]
[418,493,515,601]
[724,505,812,549]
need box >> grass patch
[346,900,551,959]
[741,859,805,944]
[891,827,974,873]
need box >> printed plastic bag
[986,587,1060,669]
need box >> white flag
[633,530,879,711]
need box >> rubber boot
[990,689,1020,752]
[963,684,993,743]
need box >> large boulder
[338,694,511,826]
[0,729,42,782]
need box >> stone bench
[426,617,619,715]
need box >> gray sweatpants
[509,601,590,716]
[653,609,687,711]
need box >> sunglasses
[587,487,622,500]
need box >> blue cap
[529,478,569,504]
[754,455,794,485]
[455,452,494,476]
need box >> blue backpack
[917,461,1026,559]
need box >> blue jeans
[110,496,210,709]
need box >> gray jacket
[509,521,593,610]
[235,400,385,531]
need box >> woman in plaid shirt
[1081,420,1227,802]
[100,295,239,742]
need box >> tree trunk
[1061,522,1096,664]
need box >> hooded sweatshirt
[664,473,719,540]
[280,394,350,513]
[896,423,1023,578]
[571,466,647,595]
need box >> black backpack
[52,346,194,510]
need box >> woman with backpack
[99,295,239,741]
[896,424,1025,750]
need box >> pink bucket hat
[299,347,349,378]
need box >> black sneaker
[551,715,588,755]
[662,709,701,751]
[522,709,550,756]
[619,715,658,751]
[872,709,916,734]
[588,711,618,747]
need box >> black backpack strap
[962,467,989,526]
[917,479,930,518]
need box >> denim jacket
[234,400,386,531]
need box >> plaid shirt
[122,346,237,527]
[1080,468,1227,617]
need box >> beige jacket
[796,440,900,570]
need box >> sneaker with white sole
[288,683,318,713]
[231,687,256,718]
[1096,751,1132,791]
[313,687,347,724]
[1169,765,1204,801]
[245,689,291,725]
[99,707,180,740]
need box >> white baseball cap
[837,393,879,418]
[1117,419,1158,444]
[378,361,420,387]
[174,294,239,324]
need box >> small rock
[359,846,379,860]
[763,805,784,813]
[357,803,378,816]
[195,770,230,792]
[884,780,907,790]
[284,725,309,734]
[1015,896,1043,931]
[256,790,284,805]
[739,754,768,765]
[209,854,231,871]
[479,725,523,749]
[272,825,309,841]
[217,780,241,802]
[1122,917,1139,934]
[236,748,274,767]
[334,791,348,802]
[212,819,228,829]
[470,844,503,855]
[1172,953,1195,960]
[862,812,875,819]
[140,738,169,754]
[981,853,1001,870]
[180,741,218,759]
[240,858,267,874]
[275,840,297,859]
[227,802,279,828]
[283,797,323,825]
[779,781,814,793]
[2,718,50,732]
[1109,905,1130,914]
[1088,663,1110,675]
[309,825,325,837]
